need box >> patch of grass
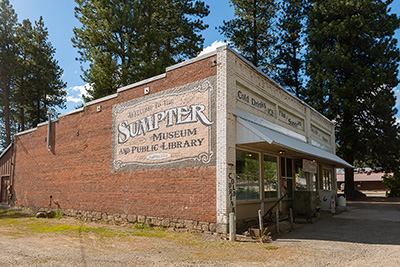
[265,246,279,250]
[53,210,63,219]
[0,212,168,240]
[133,223,153,230]
[129,231,165,238]
[0,209,33,219]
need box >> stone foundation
[15,206,221,236]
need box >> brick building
[0,45,351,234]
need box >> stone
[184,220,195,229]
[36,211,46,218]
[201,223,209,232]
[127,214,137,223]
[138,215,146,223]
[45,211,56,218]
[161,218,170,227]
[93,212,102,220]
[209,223,217,232]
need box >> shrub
[382,173,400,197]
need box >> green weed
[0,209,33,219]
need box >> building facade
[0,143,13,204]
[337,171,388,191]
[0,46,351,234]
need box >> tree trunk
[251,0,258,67]
[3,77,11,146]
[20,107,25,132]
[344,154,355,200]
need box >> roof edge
[14,127,38,137]
[0,142,13,159]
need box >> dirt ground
[0,197,399,266]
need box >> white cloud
[65,83,92,105]
[198,40,228,57]
[394,87,400,108]
[66,96,84,104]
[67,84,92,99]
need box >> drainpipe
[47,110,52,151]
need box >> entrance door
[0,176,10,203]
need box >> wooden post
[258,210,263,237]
[229,213,236,241]
[276,209,280,234]
[289,208,294,230]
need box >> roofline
[84,93,118,107]
[0,142,13,159]
[117,74,166,93]
[166,50,218,72]
[13,50,219,138]
[58,107,84,118]
[13,44,334,139]
[15,127,38,137]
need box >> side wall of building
[0,144,14,204]
[12,56,219,226]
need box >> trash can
[338,195,346,207]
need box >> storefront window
[311,173,317,191]
[236,150,260,201]
[281,157,293,198]
[295,159,307,191]
[323,169,332,190]
[264,155,278,198]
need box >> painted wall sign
[236,86,275,117]
[311,125,331,145]
[112,78,215,170]
[278,108,304,131]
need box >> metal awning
[236,112,353,169]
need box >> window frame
[263,153,279,199]
[323,168,333,190]
[280,157,294,199]
[235,148,262,202]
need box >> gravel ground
[0,197,399,266]
[275,197,400,267]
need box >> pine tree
[305,0,400,199]
[72,0,209,101]
[0,3,66,149]
[23,17,66,127]
[218,0,279,73]
[14,19,33,132]
[0,0,18,147]
[272,0,309,97]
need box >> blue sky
[9,0,400,120]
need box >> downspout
[47,110,52,151]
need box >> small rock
[45,211,56,218]
[36,211,46,218]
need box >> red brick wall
[13,56,217,223]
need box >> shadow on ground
[277,197,400,246]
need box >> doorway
[1,176,10,204]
